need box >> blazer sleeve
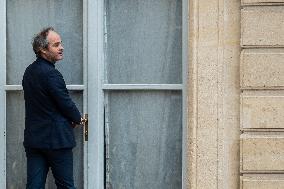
[46,69,81,124]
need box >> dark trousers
[25,148,76,189]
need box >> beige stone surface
[241,95,284,129]
[241,6,284,47]
[221,1,241,188]
[188,0,240,188]
[242,0,284,5]
[195,1,219,188]
[241,49,284,89]
[241,133,284,172]
[241,174,284,189]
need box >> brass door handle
[82,114,88,141]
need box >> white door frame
[86,0,105,188]
[0,0,6,187]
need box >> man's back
[22,57,81,149]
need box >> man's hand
[71,122,79,128]
[71,117,87,128]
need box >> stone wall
[240,1,284,188]
[188,0,240,188]
[187,0,284,188]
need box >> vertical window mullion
[0,0,7,187]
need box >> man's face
[41,31,64,63]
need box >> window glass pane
[107,91,182,188]
[6,91,83,189]
[105,0,182,84]
[6,91,25,188]
[7,0,83,85]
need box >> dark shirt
[22,57,81,149]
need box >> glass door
[2,0,87,188]
[102,0,186,188]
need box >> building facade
[0,0,283,188]
[189,0,284,188]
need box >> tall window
[103,0,184,188]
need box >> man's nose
[60,44,64,50]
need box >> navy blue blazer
[22,57,81,149]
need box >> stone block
[241,6,284,47]
[241,49,284,89]
[241,174,284,189]
[241,95,284,129]
[242,0,284,5]
[241,133,284,172]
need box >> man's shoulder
[23,61,37,77]
[28,60,58,79]
[23,59,55,80]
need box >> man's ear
[39,48,46,54]
[39,48,47,55]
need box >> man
[22,27,83,189]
